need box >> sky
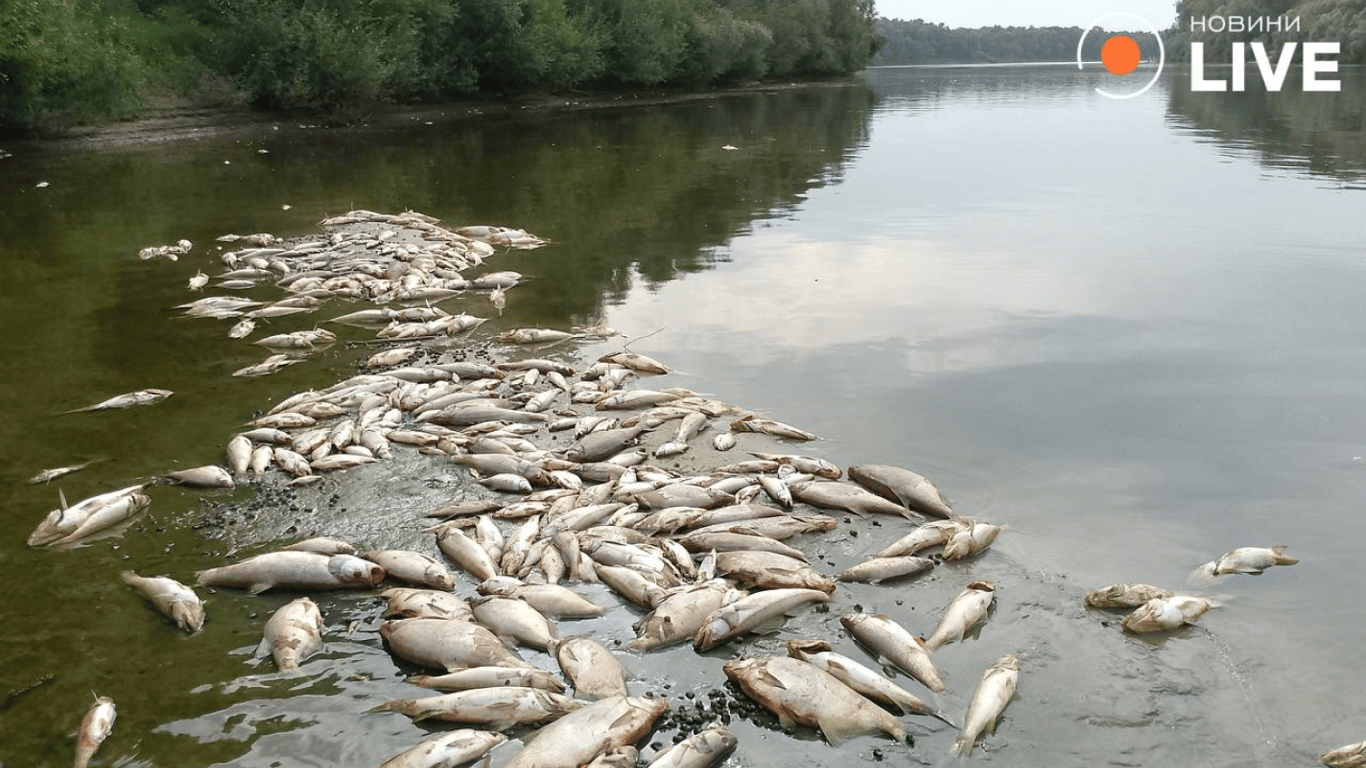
[874,0,1179,31]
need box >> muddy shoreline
[2,78,863,156]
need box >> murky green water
[2,68,1365,767]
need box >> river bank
[1,77,862,156]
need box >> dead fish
[1121,595,1215,633]
[381,587,474,622]
[553,636,629,699]
[120,571,205,633]
[695,588,830,651]
[409,667,565,693]
[478,580,606,618]
[875,519,972,558]
[839,612,944,692]
[498,328,578,344]
[164,465,234,488]
[790,481,912,518]
[952,654,1019,756]
[228,318,256,338]
[632,580,744,651]
[379,618,534,671]
[1084,583,1174,609]
[646,726,737,768]
[60,388,172,414]
[786,639,951,724]
[712,433,736,451]
[188,271,209,290]
[1321,741,1366,768]
[723,656,906,744]
[27,458,105,485]
[750,452,841,479]
[729,414,818,441]
[196,551,384,594]
[73,695,116,768]
[378,730,507,768]
[835,555,935,584]
[368,687,582,730]
[262,597,324,672]
[924,580,996,651]
[1203,546,1299,576]
[233,354,304,377]
[847,464,955,518]
[470,596,557,650]
[502,695,669,768]
[599,351,671,374]
[942,522,1001,560]
[714,550,835,593]
[283,536,356,555]
[565,425,649,463]
[435,527,500,582]
[363,550,456,590]
[27,484,150,547]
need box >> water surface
[1,67,1364,767]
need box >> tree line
[1165,0,1366,64]
[871,18,1164,65]
[0,0,879,134]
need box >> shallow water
[1,66,1364,766]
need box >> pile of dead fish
[26,210,1354,768]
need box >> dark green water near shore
[1,68,1364,766]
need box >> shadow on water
[0,84,876,767]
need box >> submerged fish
[27,458,105,484]
[378,730,507,768]
[262,597,324,672]
[27,484,150,547]
[73,695,116,768]
[60,388,172,414]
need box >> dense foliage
[871,17,1164,65]
[0,0,878,132]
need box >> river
[1,65,1364,767]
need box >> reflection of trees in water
[1166,72,1366,183]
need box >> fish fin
[58,488,68,511]
[951,734,974,756]
[986,715,1000,734]
[246,583,272,596]
[932,711,958,729]
[758,670,787,689]
[817,721,848,745]
[119,570,138,585]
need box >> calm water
[2,66,1365,767]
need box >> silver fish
[27,458,105,484]
[503,695,669,768]
[195,551,383,594]
[378,730,507,768]
[835,555,935,584]
[381,587,474,622]
[729,414,818,441]
[646,726,737,768]
[1203,545,1299,575]
[363,550,456,590]
[61,388,172,414]
[924,580,996,651]
[839,612,944,692]
[724,656,905,744]
[695,588,830,651]
[553,636,630,699]
[165,464,235,488]
[786,639,950,723]
[379,618,534,671]
[27,484,150,547]
[368,687,583,729]
[409,667,565,693]
[952,654,1019,756]
[847,463,955,518]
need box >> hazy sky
[875,1,1179,30]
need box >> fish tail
[951,733,974,756]
[1271,546,1299,565]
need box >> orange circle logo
[1101,34,1141,75]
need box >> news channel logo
[1076,12,1166,99]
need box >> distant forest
[871,18,1164,65]
[0,0,878,134]
[874,0,1366,67]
